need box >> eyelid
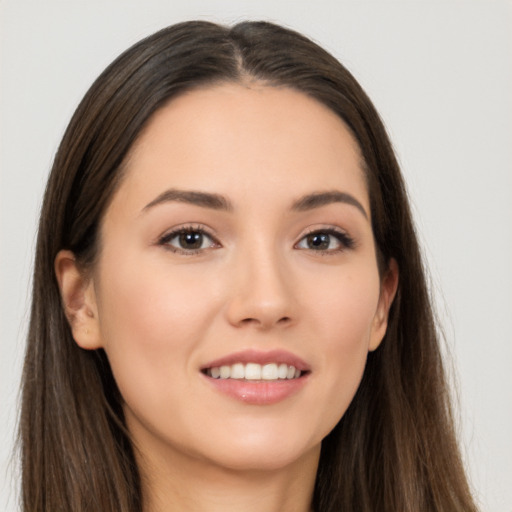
[294,226,356,253]
[155,223,355,256]
[157,224,221,254]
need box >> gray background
[1,1,511,510]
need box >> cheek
[313,265,380,351]
[307,267,380,427]
[97,248,222,340]
[94,256,221,411]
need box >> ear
[54,250,103,350]
[369,258,399,352]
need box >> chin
[204,440,321,473]
[191,424,323,473]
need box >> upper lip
[201,349,310,372]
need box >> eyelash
[158,225,220,255]
[295,228,355,254]
[157,225,355,255]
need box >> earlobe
[54,250,102,350]
[369,258,399,352]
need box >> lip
[200,349,310,372]
[200,349,311,406]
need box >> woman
[19,20,478,511]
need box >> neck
[136,442,319,512]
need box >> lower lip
[203,375,309,405]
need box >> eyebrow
[292,191,368,219]
[142,188,368,219]
[142,189,233,212]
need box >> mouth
[200,350,310,405]
[202,362,305,381]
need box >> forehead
[116,83,368,213]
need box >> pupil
[179,232,202,249]
[308,233,330,250]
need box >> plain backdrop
[1,1,511,510]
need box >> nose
[224,246,297,331]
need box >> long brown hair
[20,20,478,511]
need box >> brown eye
[296,229,355,253]
[160,228,217,253]
[306,233,332,250]
[178,231,204,250]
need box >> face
[63,83,397,475]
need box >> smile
[201,350,310,405]
[204,363,303,380]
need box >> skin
[56,83,398,512]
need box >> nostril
[240,317,262,326]
[237,316,292,328]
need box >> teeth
[245,363,261,380]
[278,363,288,379]
[206,362,303,380]
[261,363,278,380]
[231,363,245,379]
[220,365,230,379]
